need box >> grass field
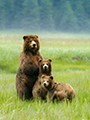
[0,32,90,120]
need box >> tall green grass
[0,34,90,73]
[0,33,90,120]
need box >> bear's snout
[43,81,47,86]
[33,43,36,47]
[31,41,37,48]
[43,64,48,70]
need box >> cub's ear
[48,59,52,62]
[50,75,53,80]
[35,35,38,38]
[39,59,42,62]
[23,35,28,40]
[42,75,45,78]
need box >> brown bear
[32,59,52,100]
[41,75,75,102]
[16,35,43,100]
[39,59,52,76]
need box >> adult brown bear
[16,35,43,100]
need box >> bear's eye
[47,81,49,83]
[47,64,48,65]
[43,64,44,66]
[34,40,37,42]
[29,40,32,43]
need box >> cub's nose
[45,66,47,69]
[43,82,46,86]
[43,64,48,69]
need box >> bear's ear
[39,59,42,62]
[42,75,45,78]
[23,35,28,40]
[50,75,53,80]
[48,59,52,62]
[35,35,38,38]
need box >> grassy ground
[0,33,90,120]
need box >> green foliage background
[0,0,90,32]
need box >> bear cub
[41,75,75,102]
[39,59,52,76]
[32,59,52,100]
[16,35,43,100]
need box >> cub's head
[41,75,53,90]
[39,59,52,75]
[23,35,40,54]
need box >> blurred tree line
[0,0,90,33]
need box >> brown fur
[41,75,75,102]
[16,35,43,100]
[39,59,52,76]
[32,59,52,100]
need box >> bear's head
[41,75,54,90]
[23,35,40,54]
[39,59,52,75]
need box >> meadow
[0,32,90,120]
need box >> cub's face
[39,59,52,74]
[23,35,40,52]
[41,75,53,90]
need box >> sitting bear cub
[41,75,75,102]
[32,59,52,100]
[16,35,43,100]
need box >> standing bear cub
[39,59,52,76]
[41,75,75,102]
[16,35,43,100]
[32,59,52,100]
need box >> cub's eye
[47,81,49,83]
[29,40,32,43]
[43,64,44,66]
[47,64,48,65]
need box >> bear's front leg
[33,66,39,76]
[49,91,57,102]
[22,63,39,77]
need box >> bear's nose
[33,43,36,47]
[43,64,47,69]
[45,66,47,69]
[43,82,46,86]
[32,41,36,47]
